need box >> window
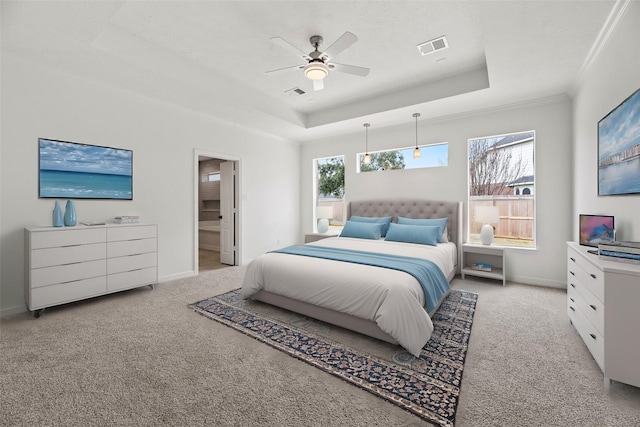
[357,143,448,172]
[468,131,535,248]
[314,156,345,227]
[205,172,220,182]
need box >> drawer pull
[569,297,575,303]
[590,273,597,279]
[570,306,575,312]
[590,304,597,311]
[570,271,575,276]
[590,333,596,340]
[570,283,576,289]
[570,257,576,262]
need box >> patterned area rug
[190,289,478,427]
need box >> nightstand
[461,243,506,286]
[304,233,338,243]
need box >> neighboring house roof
[494,132,534,148]
[508,175,534,186]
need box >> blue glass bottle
[53,200,63,227]
[64,200,77,226]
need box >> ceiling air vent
[417,36,449,56]
[285,87,306,96]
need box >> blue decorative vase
[64,200,77,226]
[52,200,63,227]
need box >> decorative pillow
[339,220,384,240]
[397,217,449,243]
[384,223,440,246]
[348,215,393,237]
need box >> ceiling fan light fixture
[304,62,329,80]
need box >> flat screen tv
[579,214,615,247]
[39,138,133,200]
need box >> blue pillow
[397,217,448,243]
[339,220,384,240]
[384,223,440,246]
[349,215,393,237]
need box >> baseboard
[158,271,196,283]
[1,304,28,318]
[507,274,566,289]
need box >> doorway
[194,150,240,274]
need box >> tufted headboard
[347,199,463,267]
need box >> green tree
[360,151,406,172]
[318,157,344,199]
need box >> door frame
[193,149,242,274]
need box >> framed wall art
[598,88,640,196]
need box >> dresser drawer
[29,276,107,310]
[107,238,157,258]
[107,252,157,275]
[31,243,106,269]
[567,279,604,335]
[568,300,605,371]
[30,228,106,249]
[31,259,106,288]
[107,225,157,242]
[567,249,604,302]
[107,267,157,292]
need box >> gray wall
[0,57,301,315]
[301,97,573,288]
[572,1,640,242]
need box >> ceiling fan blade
[270,37,312,61]
[330,63,370,77]
[265,64,305,75]
[323,31,358,59]
[313,79,324,91]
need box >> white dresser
[25,224,158,317]
[566,242,640,389]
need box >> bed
[241,199,462,356]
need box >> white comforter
[241,237,457,356]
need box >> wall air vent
[285,87,306,96]
[417,36,449,56]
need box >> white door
[220,161,235,265]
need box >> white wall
[573,1,640,242]
[0,57,301,315]
[301,96,573,288]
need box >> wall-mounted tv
[598,87,640,196]
[39,138,133,200]
[579,214,615,247]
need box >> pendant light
[363,123,371,164]
[413,113,421,159]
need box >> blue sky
[39,139,132,176]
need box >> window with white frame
[357,143,448,172]
[468,131,535,248]
[314,156,345,227]
[205,172,220,182]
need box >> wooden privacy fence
[470,197,534,243]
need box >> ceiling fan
[266,31,370,91]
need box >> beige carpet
[1,267,639,426]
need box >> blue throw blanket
[272,245,450,313]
